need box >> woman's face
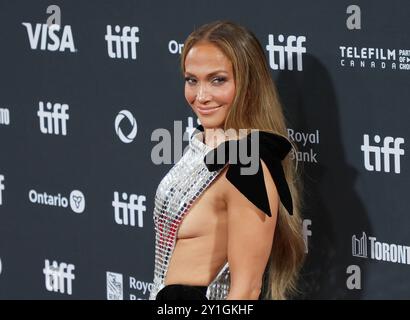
[184,42,236,130]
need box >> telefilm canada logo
[339,47,410,71]
[342,6,409,70]
[352,232,410,265]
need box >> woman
[149,20,305,300]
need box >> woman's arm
[223,160,279,300]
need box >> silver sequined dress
[149,130,230,300]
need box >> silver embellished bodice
[149,131,231,300]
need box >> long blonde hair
[180,20,305,300]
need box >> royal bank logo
[22,23,76,52]
[106,272,153,300]
[0,108,10,125]
[115,110,137,143]
[29,189,85,213]
[287,128,320,163]
[130,278,153,299]
[112,191,146,227]
[361,134,405,174]
[106,271,123,300]
[105,25,140,59]
[266,34,306,71]
[37,101,70,135]
[352,232,410,265]
[0,174,4,205]
[43,259,75,295]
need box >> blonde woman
[150,20,305,300]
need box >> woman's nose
[197,84,210,103]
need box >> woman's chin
[197,117,225,130]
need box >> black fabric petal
[225,157,273,216]
[201,128,294,216]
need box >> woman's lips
[196,105,222,115]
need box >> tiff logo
[0,174,4,205]
[266,34,306,71]
[361,134,405,173]
[105,25,140,59]
[43,259,75,295]
[0,108,10,125]
[37,101,69,135]
[352,232,367,258]
[112,192,146,227]
[106,271,123,300]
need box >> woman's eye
[184,76,226,85]
[212,77,226,84]
[184,77,196,84]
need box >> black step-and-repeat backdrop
[0,0,409,299]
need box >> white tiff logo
[37,101,69,135]
[0,108,10,125]
[43,259,75,295]
[0,174,4,205]
[105,25,140,59]
[22,23,76,52]
[361,134,405,173]
[266,34,306,71]
[112,192,146,227]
